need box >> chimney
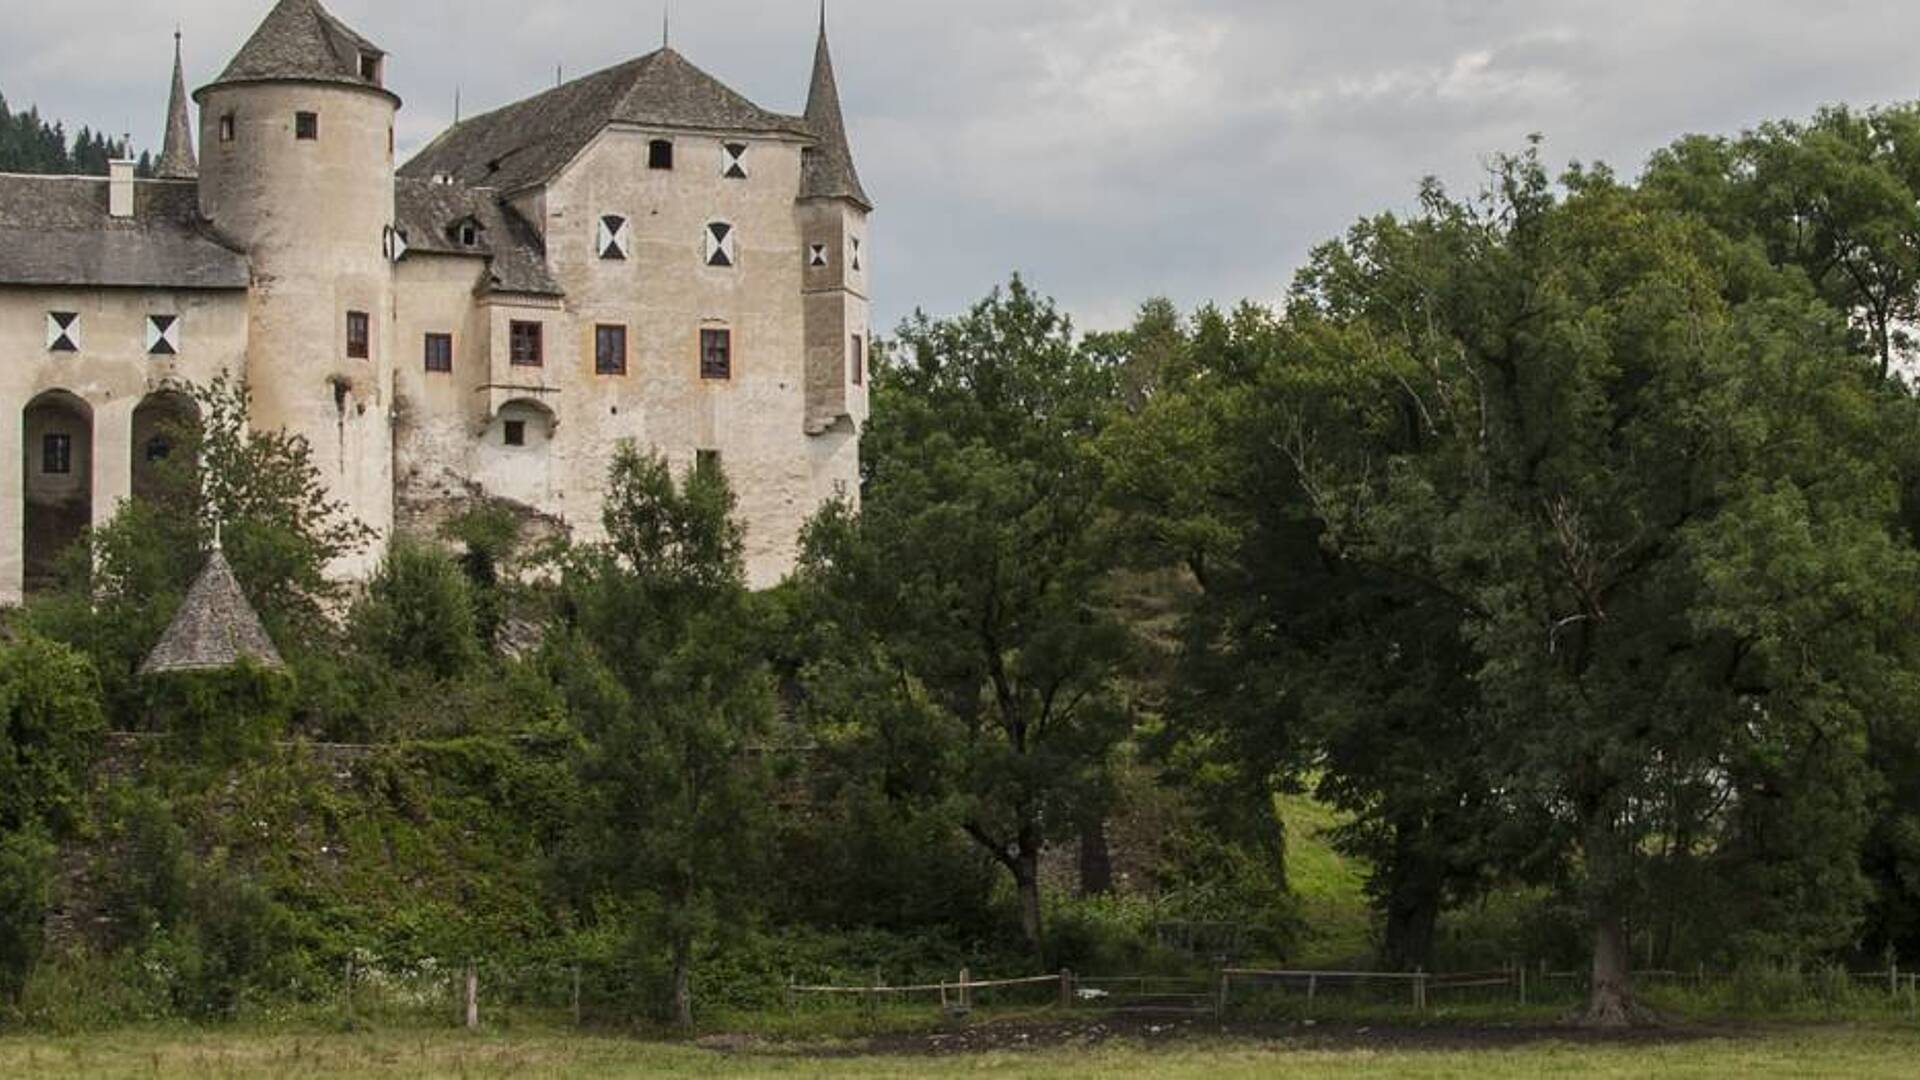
[109,159,137,219]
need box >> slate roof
[197,0,394,102]
[157,34,198,180]
[393,178,562,296]
[0,175,249,290]
[799,26,871,210]
[400,48,811,194]
[140,547,287,676]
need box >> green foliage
[351,540,484,680]
[0,635,105,834]
[0,91,150,176]
[145,661,295,770]
[800,277,1135,955]
[0,827,56,1003]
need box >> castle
[0,0,872,601]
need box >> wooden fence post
[1517,961,1527,1006]
[786,973,797,1014]
[1058,969,1073,1010]
[1413,970,1427,1013]
[464,961,479,1030]
[1215,971,1229,1021]
[571,965,582,1027]
[959,967,971,1012]
[1892,959,1901,999]
[1307,973,1317,1009]
[343,958,355,1025]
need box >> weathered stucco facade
[0,0,871,599]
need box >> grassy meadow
[3,1024,1918,1079]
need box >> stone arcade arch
[22,390,93,593]
[131,389,202,504]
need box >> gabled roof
[196,0,395,102]
[400,48,809,194]
[799,23,871,211]
[394,178,563,297]
[0,175,249,289]
[157,33,198,180]
[140,547,287,677]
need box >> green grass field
[2,1024,1917,1078]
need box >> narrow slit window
[700,328,732,381]
[596,324,628,375]
[296,111,319,140]
[851,334,864,386]
[649,139,674,170]
[346,310,370,359]
[424,333,453,373]
[219,113,236,142]
[510,321,544,367]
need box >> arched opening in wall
[493,399,556,450]
[131,389,202,505]
[22,390,93,594]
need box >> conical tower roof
[196,0,396,103]
[799,16,871,211]
[156,32,198,180]
[141,547,286,676]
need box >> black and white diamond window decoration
[849,236,863,273]
[598,214,631,260]
[382,224,409,263]
[146,314,180,356]
[722,142,749,180]
[705,222,736,268]
[808,243,829,268]
[46,311,79,353]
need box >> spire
[799,11,871,210]
[156,29,198,180]
[139,546,287,676]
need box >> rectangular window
[504,420,527,447]
[700,328,732,381]
[595,324,627,375]
[850,334,865,386]
[295,111,319,140]
[219,113,235,142]
[649,139,674,170]
[346,310,370,359]
[42,433,71,476]
[360,53,382,84]
[510,321,544,367]
[424,332,453,373]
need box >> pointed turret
[196,0,396,104]
[140,545,286,676]
[156,31,198,180]
[799,11,871,210]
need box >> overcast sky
[6,1,1919,331]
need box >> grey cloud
[6,0,1919,331]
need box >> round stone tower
[195,0,398,575]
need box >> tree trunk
[669,934,694,1030]
[1583,906,1636,1027]
[1014,838,1045,958]
[1382,881,1441,972]
[1077,816,1114,898]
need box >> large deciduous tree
[1275,150,1919,1023]
[553,446,775,1028]
[801,279,1132,955]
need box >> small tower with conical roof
[156,31,198,180]
[798,7,873,440]
[194,0,399,581]
[140,544,286,676]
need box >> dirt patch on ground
[727,1015,1734,1059]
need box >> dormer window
[649,139,674,170]
[359,52,383,85]
[722,142,748,180]
[454,218,481,247]
[295,111,319,141]
[598,215,631,260]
